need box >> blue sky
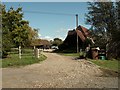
[3,2,91,41]
[2,0,93,2]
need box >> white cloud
[68,28,74,30]
[56,28,67,33]
[40,36,53,41]
[38,33,41,37]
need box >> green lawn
[1,49,47,68]
[90,60,120,72]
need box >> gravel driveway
[2,52,118,88]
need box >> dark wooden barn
[59,25,92,53]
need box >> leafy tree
[2,6,27,59]
[86,2,115,44]
[85,2,120,59]
[2,5,14,57]
[107,1,120,59]
[52,38,63,46]
[2,5,38,58]
[115,1,120,40]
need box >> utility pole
[76,14,79,53]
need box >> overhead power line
[23,10,76,16]
[6,8,76,16]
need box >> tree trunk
[19,45,21,59]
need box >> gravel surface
[2,52,118,88]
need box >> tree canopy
[2,5,38,57]
[52,38,63,46]
[86,1,120,59]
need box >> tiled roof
[76,25,90,42]
[80,26,90,36]
[31,39,50,46]
[76,30,86,42]
[40,39,51,45]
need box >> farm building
[31,39,51,49]
[59,25,94,53]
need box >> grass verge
[1,53,47,68]
[90,59,120,72]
